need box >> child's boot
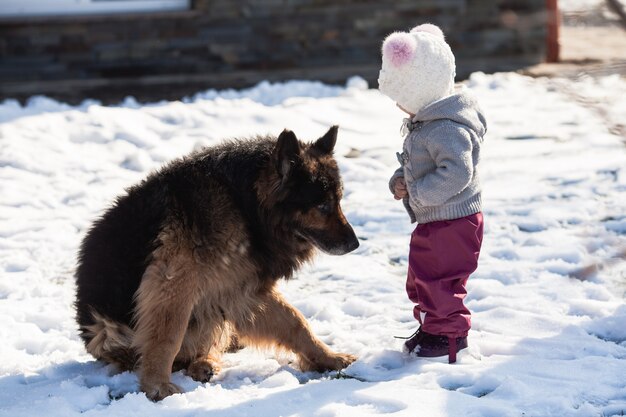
[402,329,467,363]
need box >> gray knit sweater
[389,87,487,224]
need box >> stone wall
[0,0,547,103]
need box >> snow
[1,72,625,417]
[560,0,604,12]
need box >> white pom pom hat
[378,23,456,115]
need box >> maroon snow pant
[406,212,484,338]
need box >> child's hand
[393,177,408,200]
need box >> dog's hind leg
[232,288,356,372]
[132,256,201,401]
[174,307,231,383]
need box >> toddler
[378,24,486,363]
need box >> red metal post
[546,0,560,62]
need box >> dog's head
[264,126,359,255]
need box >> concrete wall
[0,0,547,103]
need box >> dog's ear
[312,125,338,155]
[274,129,301,179]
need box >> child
[378,24,486,363]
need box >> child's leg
[405,270,419,304]
[407,213,483,338]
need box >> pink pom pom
[411,23,445,40]
[382,33,416,68]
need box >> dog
[74,125,359,401]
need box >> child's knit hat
[378,24,456,115]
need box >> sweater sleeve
[388,166,404,194]
[407,125,474,207]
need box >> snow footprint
[437,373,501,398]
[489,248,520,261]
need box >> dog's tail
[81,310,139,372]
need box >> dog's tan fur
[84,215,354,399]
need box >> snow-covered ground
[560,0,604,12]
[1,72,625,417]
[560,0,625,26]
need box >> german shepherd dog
[75,126,359,401]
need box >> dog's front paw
[141,380,182,401]
[327,352,357,370]
[186,359,220,383]
[301,352,357,372]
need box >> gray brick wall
[0,0,547,103]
